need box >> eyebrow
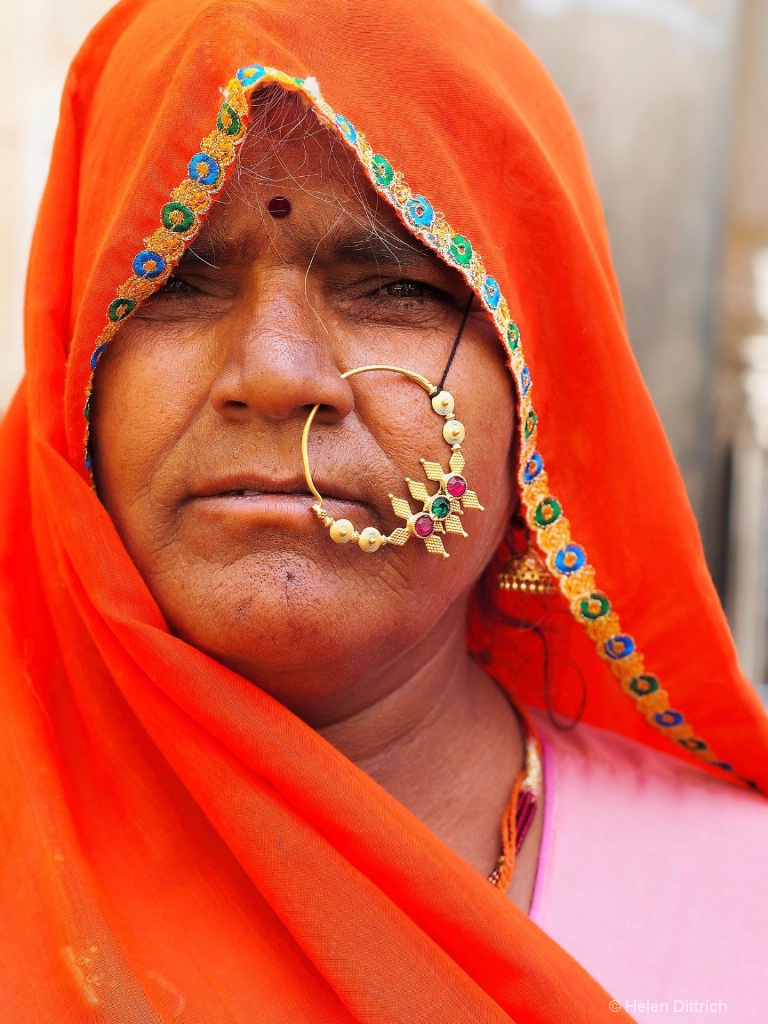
[331,228,434,271]
[176,215,446,276]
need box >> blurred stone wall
[719,2,768,693]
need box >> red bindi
[266,196,292,218]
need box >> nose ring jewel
[300,365,483,557]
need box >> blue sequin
[90,342,108,371]
[404,195,434,228]
[712,761,733,771]
[237,64,266,87]
[604,634,636,660]
[554,544,586,575]
[132,250,166,280]
[84,452,92,472]
[520,367,532,396]
[187,152,220,186]
[483,277,501,309]
[335,114,357,144]
[523,452,543,483]
[654,709,685,728]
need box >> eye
[156,275,196,297]
[384,280,427,299]
[133,272,213,321]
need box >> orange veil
[2,0,766,1020]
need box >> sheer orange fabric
[2,0,766,1020]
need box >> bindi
[266,195,292,218]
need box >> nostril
[311,401,351,426]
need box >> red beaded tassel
[488,713,542,894]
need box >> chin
[158,548,426,686]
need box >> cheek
[463,390,516,492]
[91,331,207,502]
[451,336,518,526]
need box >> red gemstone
[446,474,467,498]
[414,514,434,538]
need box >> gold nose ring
[300,364,483,558]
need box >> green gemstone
[449,233,473,266]
[107,297,136,322]
[534,497,561,528]
[524,410,537,438]
[628,674,660,697]
[217,102,242,136]
[431,495,451,519]
[161,201,195,234]
[372,154,394,187]
[507,322,520,350]
[580,592,610,620]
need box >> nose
[208,270,354,426]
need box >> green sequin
[507,322,520,351]
[449,234,473,266]
[580,592,610,620]
[534,497,561,528]
[628,675,660,697]
[162,202,195,234]
[524,410,537,438]
[372,155,394,187]
[107,297,137,322]
[217,103,242,136]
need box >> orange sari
[1,1,765,1020]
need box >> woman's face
[91,100,517,724]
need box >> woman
[1,0,766,1020]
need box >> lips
[217,489,276,497]
[200,485,308,499]
[184,484,374,536]
[186,470,367,508]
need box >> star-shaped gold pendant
[304,372,484,557]
[387,445,484,557]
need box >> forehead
[190,89,447,274]
[236,87,365,190]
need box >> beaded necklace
[487,708,542,893]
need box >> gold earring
[497,514,557,594]
[301,364,484,558]
[497,546,557,593]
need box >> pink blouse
[529,711,768,1022]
